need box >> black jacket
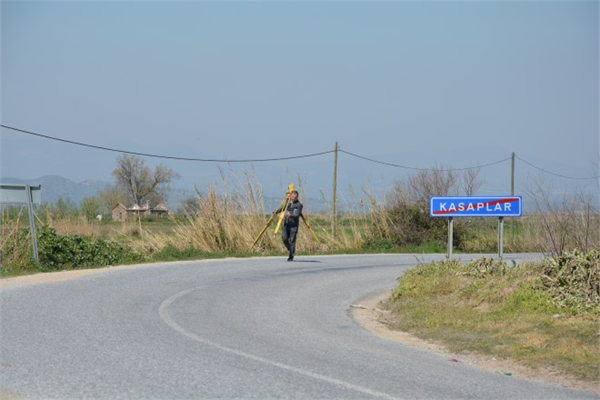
[284,200,303,227]
[274,199,303,227]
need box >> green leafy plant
[38,226,143,270]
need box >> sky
[1,1,598,205]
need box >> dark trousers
[282,225,299,256]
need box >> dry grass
[44,213,102,238]
[124,173,385,255]
[1,206,30,265]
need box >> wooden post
[510,152,515,243]
[332,142,338,243]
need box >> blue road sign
[430,196,522,217]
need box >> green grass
[384,257,600,381]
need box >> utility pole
[511,152,515,243]
[511,152,515,196]
[332,142,338,243]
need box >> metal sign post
[430,196,522,260]
[26,186,39,262]
[447,217,453,259]
[498,217,504,259]
[0,184,42,262]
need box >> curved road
[1,254,596,399]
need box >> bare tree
[524,176,599,256]
[407,165,458,207]
[98,185,128,213]
[461,166,482,196]
[112,155,180,206]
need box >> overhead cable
[0,124,334,162]
[339,149,511,171]
[2,124,597,180]
[515,155,597,180]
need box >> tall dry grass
[1,205,31,265]
[524,179,599,256]
[43,210,102,238]
[331,186,392,250]
[128,169,282,254]
[128,171,384,255]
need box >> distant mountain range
[1,175,111,206]
[0,175,332,213]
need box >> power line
[0,125,334,163]
[2,124,598,180]
[340,148,598,180]
[515,155,597,180]
[339,148,511,171]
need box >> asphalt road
[1,254,597,399]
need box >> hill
[1,175,110,206]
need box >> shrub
[536,249,600,314]
[376,201,467,248]
[459,257,510,278]
[38,226,143,270]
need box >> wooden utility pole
[510,152,515,242]
[332,142,338,242]
[511,152,515,196]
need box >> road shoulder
[351,290,599,395]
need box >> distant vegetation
[1,164,598,276]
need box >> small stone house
[112,203,129,221]
[111,202,170,221]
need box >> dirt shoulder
[351,291,600,395]
[0,268,112,289]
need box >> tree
[98,185,128,213]
[80,197,101,222]
[112,155,180,206]
[52,197,78,218]
[407,165,458,208]
[460,167,482,196]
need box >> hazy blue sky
[1,1,598,201]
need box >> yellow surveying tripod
[251,183,320,250]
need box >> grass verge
[383,254,600,382]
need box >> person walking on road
[273,190,303,261]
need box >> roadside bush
[459,257,510,278]
[536,249,600,314]
[38,226,143,270]
[375,201,467,249]
[393,254,600,317]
